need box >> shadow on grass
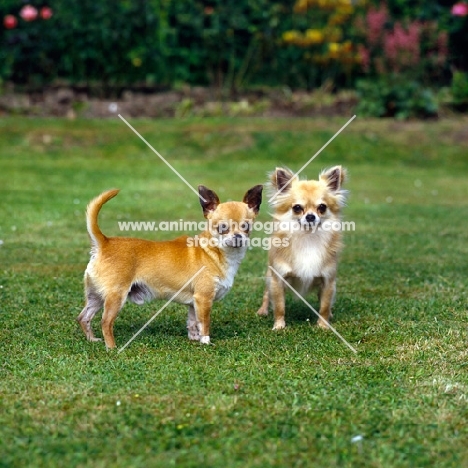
[86,289,363,349]
[113,302,249,344]
[268,293,361,327]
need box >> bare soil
[0,84,358,119]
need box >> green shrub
[451,71,468,105]
[0,0,296,89]
[0,0,467,108]
[0,0,161,86]
[356,76,438,119]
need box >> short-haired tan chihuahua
[77,185,262,349]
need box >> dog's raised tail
[86,189,120,248]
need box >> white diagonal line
[118,266,206,353]
[269,266,357,354]
[118,114,207,202]
[268,115,356,203]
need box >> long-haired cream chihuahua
[77,185,262,348]
[257,166,347,330]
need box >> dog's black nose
[306,214,316,223]
[233,234,245,247]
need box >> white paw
[272,320,286,330]
[200,335,210,345]
[317,318,330,329]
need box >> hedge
[1,0,467,92]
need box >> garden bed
[0,85,359,118]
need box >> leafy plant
[0,0,467,103]
[451,70,468,105]
[0,0,295,90]
[356,76,438,119]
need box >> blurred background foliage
[1,0,468,117]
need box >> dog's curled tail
[86,189,120,248]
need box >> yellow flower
[336,5,354,15]
[282,31,300,43]
[317,0,333,10]
[293,0,309,13]
[328,42,341,58]
[132,57,142,67]
[305,29,324,44]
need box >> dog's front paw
[317,317,331,329]
[200,335,210,345]
[256,306,269,317]
[272,319,286,330]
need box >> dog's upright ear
[243,185,263,215]
[270,167,296,193]
[320,166,347,192]
[198,185,220,218]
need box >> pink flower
[358,45,370,72]
[20,5,38,22]
[3,14,17,29]
[40,6,53,20]
[451,2,468,16]
[366,6,388,46]
[383,21,421,72]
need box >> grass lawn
[0,116,467,467]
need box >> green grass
[1,116,468,467]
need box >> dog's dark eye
[239,221,251,233]
[217,222,229,234]
[292,204,303,214]
[317,204,327,214]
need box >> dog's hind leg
[187,305,201,341]
[270,273,286,330]
[256,288,270,316]
[317,276,336,329]
[256,269,271,316]
[77,284,103,342]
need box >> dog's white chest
[214,250,245,301]
[290,232,329,280]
